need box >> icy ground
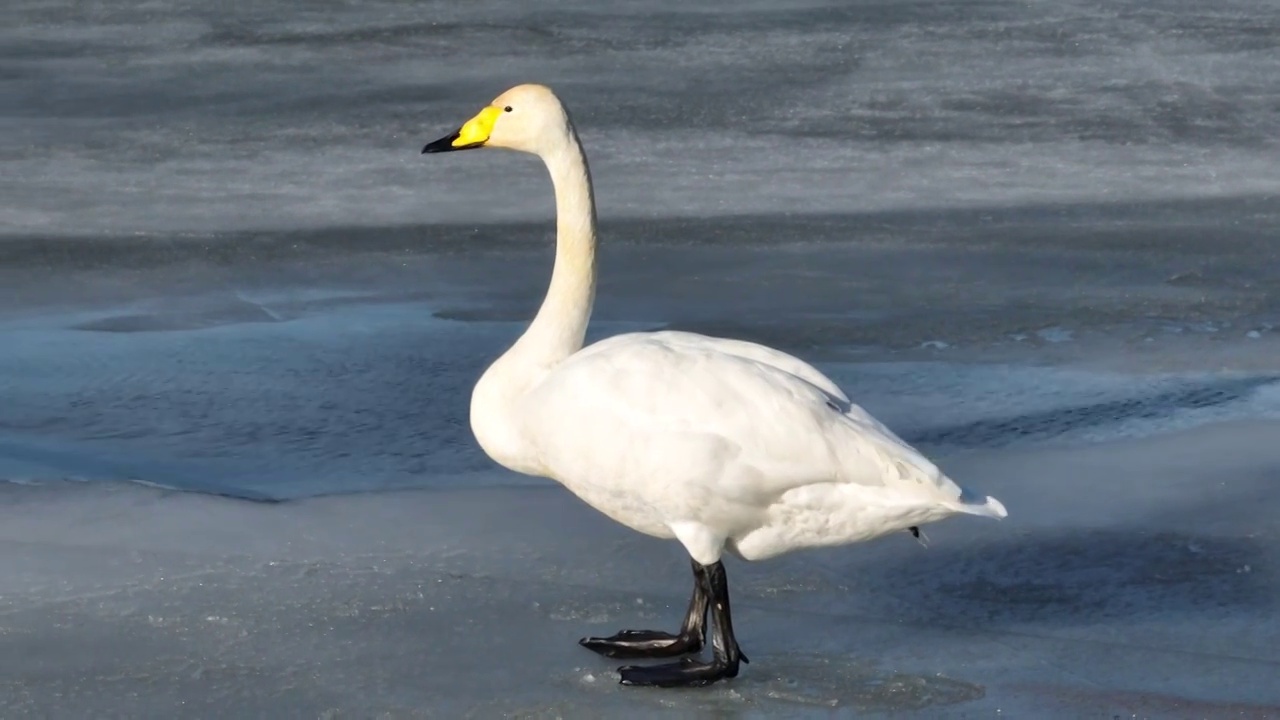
[4,0,1279,236]
[3,214,1279,498]
[2,419,1280,718]
[2,226,1279,717]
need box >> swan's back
[561,330,930,474]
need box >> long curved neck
[509,127,598,366]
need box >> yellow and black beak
[422,105,502,154]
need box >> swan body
[422,84,1006,687]
[489,328,1005,563]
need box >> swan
[421,84,1007,688]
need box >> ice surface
[3,0,1279,235]
[3,0,1280,715]
[2,255,1277,498]
[2,250,1278,717]
[2,420,1279,717]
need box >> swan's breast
[469,364,548,477]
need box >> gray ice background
[2,0,1280,717]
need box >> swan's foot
[579,629,703,659]
[580,557,710,660]
[607,559,748,689]
[618,656,741,688]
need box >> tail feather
[958,494,1007,519]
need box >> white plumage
[516,329,1006,564]
[423,83,1006,687]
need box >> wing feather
[527,332,963,506]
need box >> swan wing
[638,331,852,404]
[524,331,983,518]
[629,331,918,445]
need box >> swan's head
[422,84,570,157]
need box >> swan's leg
[579,558,709,659]
[909,525,929,546]
[617,560,749,688]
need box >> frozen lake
[3,0,1280,716]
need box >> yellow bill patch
[453,106,503,148]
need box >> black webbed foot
[579,629,703,659]
[602,559,746,689]
[579,558,710,660]
[618,656,740,687]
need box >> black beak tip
[422,132,460,154]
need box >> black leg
[908,525,929,546]
[617,560,749,688]
[579,558,709,659]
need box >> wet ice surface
[3,213,1279,498]
[5,0,1280,715]
[0,269,1276,499]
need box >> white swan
[422,84,1007,688]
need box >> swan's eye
[503,106,513,113]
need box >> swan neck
[516,128,597,364]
